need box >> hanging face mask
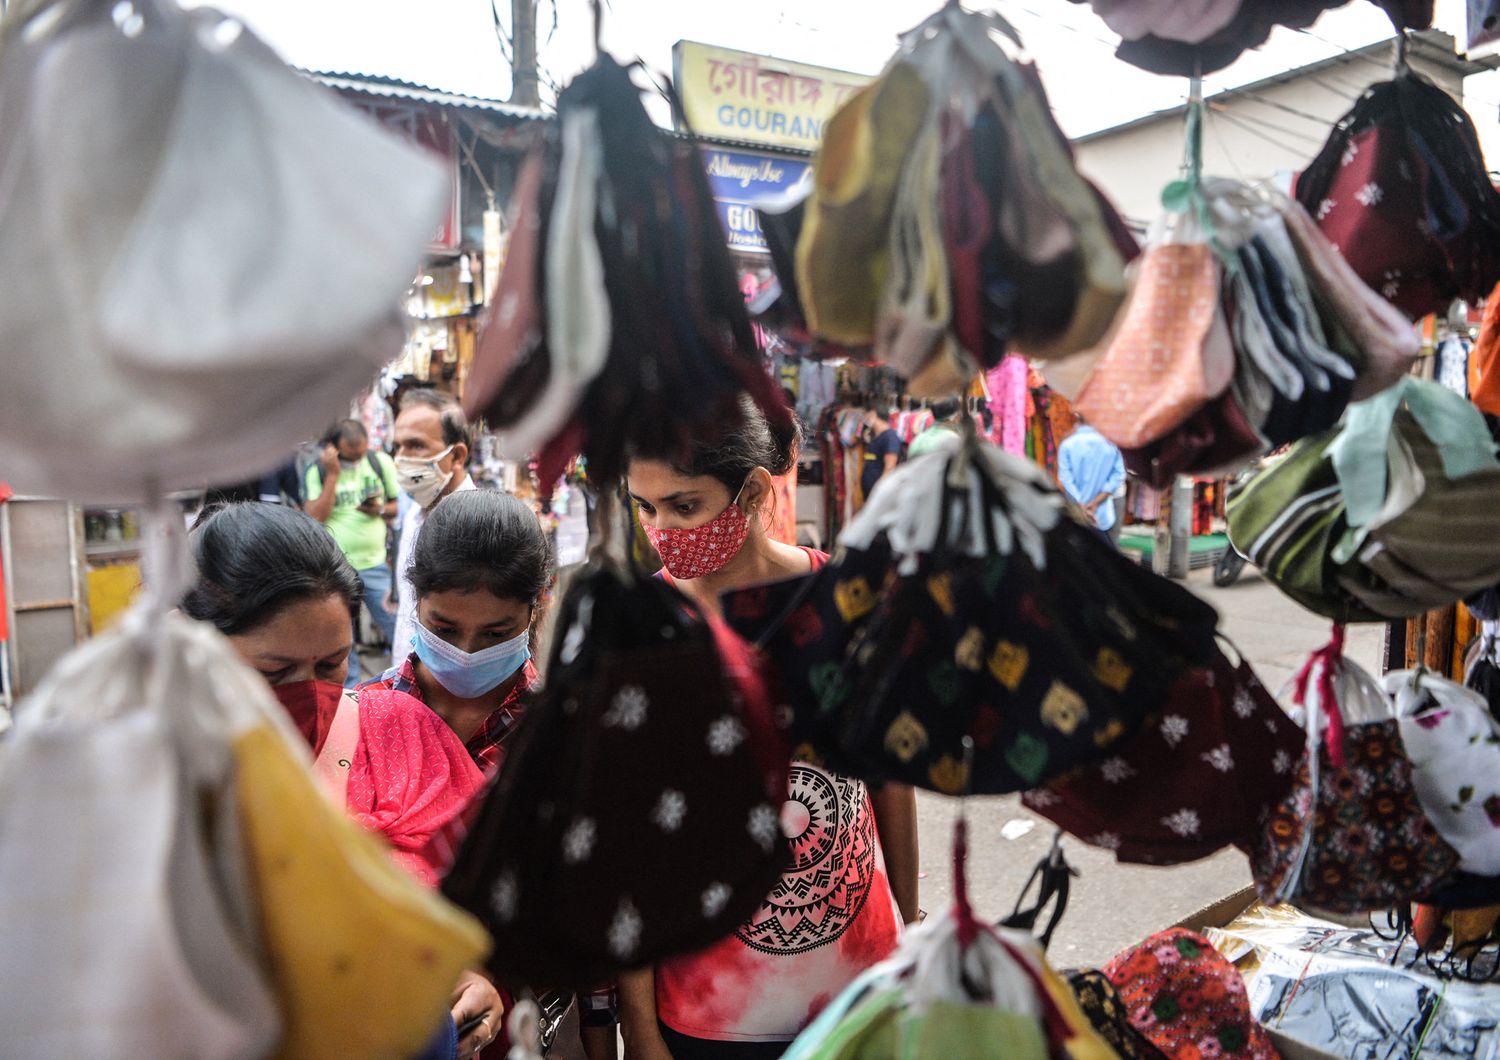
[395,445,454,509]
[414,622,531,700]
[640,480,752,581]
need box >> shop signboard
[702,147,810,254]
[673,40,870,152]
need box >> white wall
[1074,47,1474,229]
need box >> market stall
[5,0,1500,1058]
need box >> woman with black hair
[364,491,624,1060]
[181,502,502,1058]
[365,489,552,779]
[619,399,919,1060]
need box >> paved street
[910,563,1385,970]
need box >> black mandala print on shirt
[735,764,878,956]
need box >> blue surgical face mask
[413,622,530,699]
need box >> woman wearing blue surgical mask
[365,489,552,780]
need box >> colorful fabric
[1297,75,1500,320]
[442,564,791,988]
[1024,647,1304,866]
[657,549,902,1043]
[1102,929,1279,1059]
[320,686,485,887]
[1067,971,1168,1060]
[1225,430,1377,623]
[1471,280,1500,418]
[654,759,901,1042]
[1122,387,1265,491]
[990,355,1030,456]
[1251,718,1459,915]
[1387,669,1500,877]
[1076,242,1230,450]
[724,506,1220,796]
[365,653,536,779]
[642,494,752,581]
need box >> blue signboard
[702,148,810,254]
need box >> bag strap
[314,689,361,807]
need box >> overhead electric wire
[1210,108,1322,155]
[1207,102,1326,144]
[1293,25,1500,113]
[1230,89,1348,127]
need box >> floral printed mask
[642,481,751,581]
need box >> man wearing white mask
[389,389,476,666]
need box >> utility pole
[509,0,541,108]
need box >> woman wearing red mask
[181,502,502,1058]
[620,400,920,1060]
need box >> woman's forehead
[626,459,720,497]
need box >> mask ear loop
[739,469,778,539]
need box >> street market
[4,0,1500,1057]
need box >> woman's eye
[260,668,291,683]
[676,504,695,516]
[637,502,656,515]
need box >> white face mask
[395,444,455,508]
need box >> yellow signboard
[673,41,872,151]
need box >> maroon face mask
[271,679,346,755]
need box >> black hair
[181,502,361,635]
[400,388,473,462]
[319,418,367,449]
[633,396,802,495]
[408,490,553,606]
[929,397,962,422]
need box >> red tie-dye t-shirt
[654,549,903,1043]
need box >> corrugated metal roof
[303,70,547,122]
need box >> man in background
[907,397,964,459]
[861,405,904,503]
[1058,413,1126,544]
[389,389,475,663]
[304,418,399,682]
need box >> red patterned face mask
[642,483,751,581]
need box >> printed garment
[1250,719,1459,915]
[1102,929,1279,1060]
[657,548,902,1043]
[653,760,903,1043]
[363,653,536,779]
[1067,971,1168,1060]
[1023,649,1304,866]
[726,518,1219,797]
[317,686,485,887]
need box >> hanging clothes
[988,356,1030,457]
[1436,334,1472,398]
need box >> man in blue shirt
[1058,414,1126,542]
[861,405,904,502]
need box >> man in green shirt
[304,418,398,684]
[907,397,964,459]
